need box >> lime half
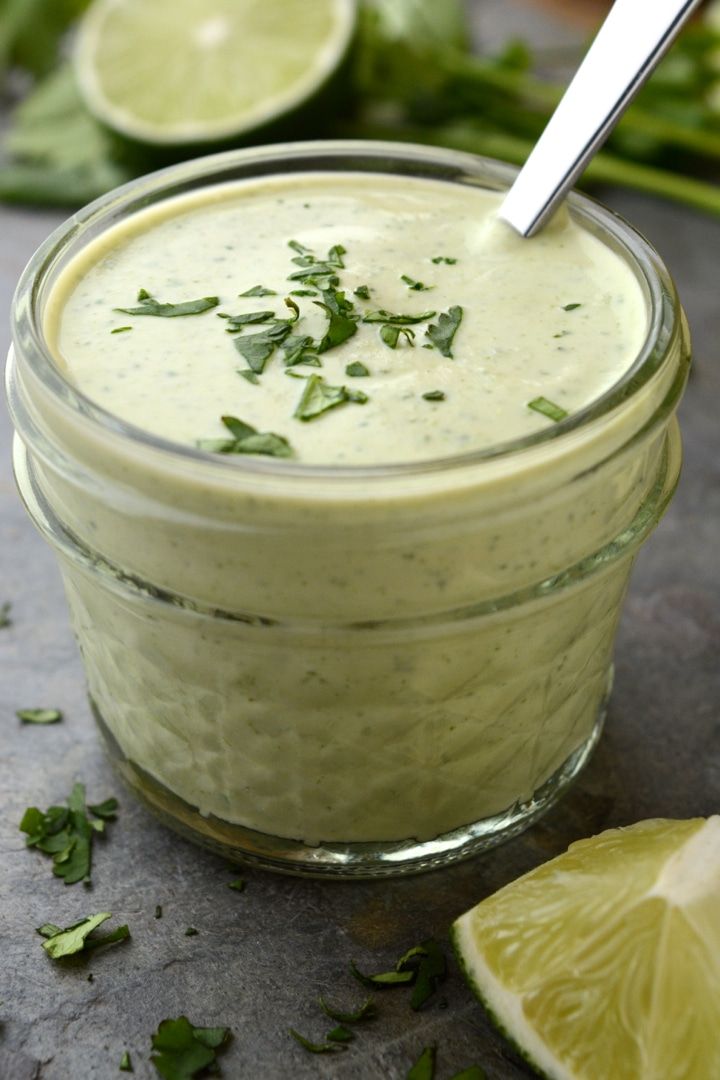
[453,817,720,1080]
[74,0,356,146]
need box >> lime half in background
[74,0,357,147]
[453,817,720,1080]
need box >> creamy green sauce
[48,173,647,465]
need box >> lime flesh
[453,817,720,1080]
[74,0,356,144]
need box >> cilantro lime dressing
[46,173,646,464]
[27,166,681,852]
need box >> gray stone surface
[2,8,720,1080]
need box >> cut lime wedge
[453,817,720,1080]
[74,0,356,145]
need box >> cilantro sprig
[150,1017,231,1080]
[425,305,463,358]
[20,782,117,885]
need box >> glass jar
[6,142,690,877]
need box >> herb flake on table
[527,396,569,422]
[0,601,11,628]
[184,927,198,937]
[351,939,447,1009]
[119,1050,133,1072]
[294,375,368,422]
[425,305,463,358]
[227,878,245,892]
[155,905,163,919]
[197,415,292,459]
[37,912,130,959]
[151,1016,231,1080]
[114,288,219,318]
[318,995,376,1023]
[327,1025,354,1043]
[407,1045,436,1080]
[239,285,276,297]
[289,1029,346,1055]
[401,274,433,291]
[17,708,62,724]
[19,781,117,885]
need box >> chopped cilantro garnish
[425,306,463,358]
[151,1017,231,1080]
[289,288,317,297]
[422,390,445,402]
[220,309,275,331]
[233,320,292,373]
[363,309,435,325]
[184,927,198,937]
[346,361,369,378]
[313,289,358,352]
[119,1050,133,1072]
[87,798,118,819]
[0,601,11,628]
[284,297,300,323]
[318,995,376,1023]
[197,415,292,459]
[353,285,371,299]
[289,1029,345,1055]
[380,324,415,349]
[17,708,62,724]
[407,1045,436,1080]
[37,913,130,959]
[20,782,117,885]
[110,326,132,334]
[114,288,218,318]
[295,375,368,421]
[528,396,569,422]
[401,274,433,292]
[562,302,582,311]
[282,334,321,368]
[350,961,415,988]
[431,256,458,265]
[227,878,245,892]
[239,285,276,297]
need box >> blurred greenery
[1,0,720,214]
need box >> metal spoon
[499,0,703,237]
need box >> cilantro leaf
[20,782,117,884]
[350,960,415,988]
[233,319,292,373]
[313,289,358,353]
[237,369,259,385]
[114,289,218,318]
[401,274,433,291]
[197,415,292,459]
[350,940,446,1009]
[238,285,276,297]
[294,375,368,422]
[327,1026,354,1043]
[17,708,62,724]
[363,309,436,325]
[289,1029,345,1055]
[346,361,369,377]
[282,333,320,368]
[425,305,463,358]
[407,1045,436,1080]
[151,1017,231,1080]
[353,284,371,299]
[318,995,376,1023]
[220,310,275,331]
[380,324,415,348]
[37,912,130,959]
[87,797,119,819]
[527,396,569,422]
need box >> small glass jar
[6,142,689,877]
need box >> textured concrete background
[2,4,719,1078]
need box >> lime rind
[74,0,357,145]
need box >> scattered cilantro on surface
[19,782,117,884]
[150,1016,230,1080]
[37,912,129,959]
[351,939,447,1009]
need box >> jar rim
[11,138,681,481]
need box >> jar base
[92,697,606,879]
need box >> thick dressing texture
[31,170,679,852]
[48,173,647,464]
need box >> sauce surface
[47,173,647,465]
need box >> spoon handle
[499,0,703,237]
